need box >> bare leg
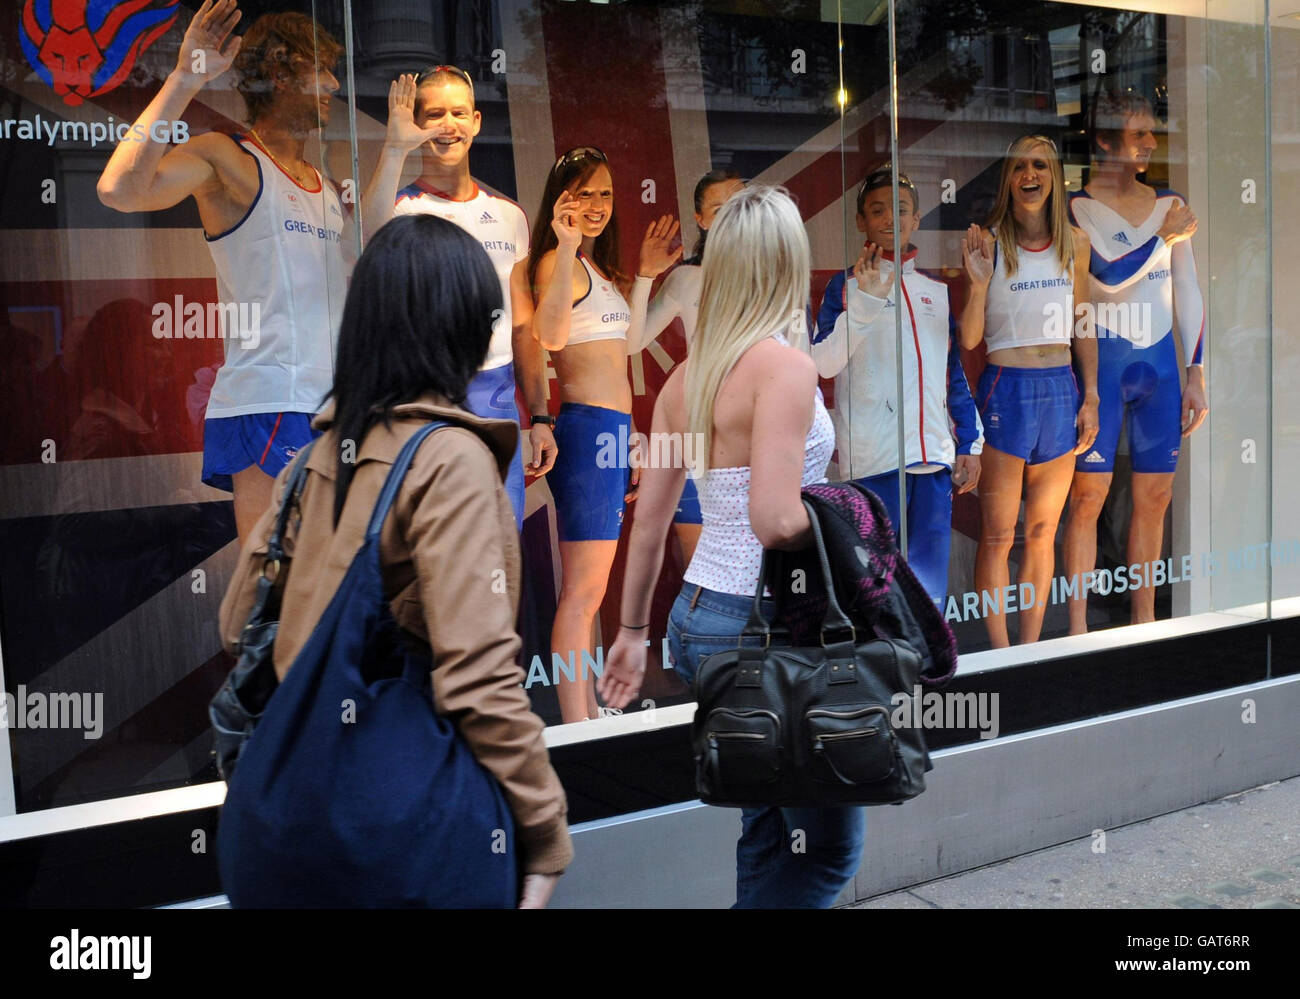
[1063,471,1114,635]
[553,539,619,723]
[1018,451,1076,644]
[1128,471,1175,624]
[231,465,276,548]
[975,446,1026,649]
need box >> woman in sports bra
[529,146,680,723]
[627,169,744,567]
[959,135,1099,648]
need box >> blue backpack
[217,421,517,907]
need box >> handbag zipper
[815,727,879,742]
[807,706,889,720]
[708,731,767,741]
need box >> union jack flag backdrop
[1,0,1095,812]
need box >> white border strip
[0,781,225,844]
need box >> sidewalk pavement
[851,776,1300,909]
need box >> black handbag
[209,440,317,782]
[691,501,931,808]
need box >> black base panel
[0,617,1283,908]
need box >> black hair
[327,214,501,525]
[689,169,742,263]
[856,167,919,217]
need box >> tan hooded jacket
[218,395,573,875]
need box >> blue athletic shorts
[857,468,952,607]
[975,364,1079,465]
[201,411,319,492]
[1076,333,1182,474]
[465,362,525,529]
[674,476,702,525]
[548,401,631,542]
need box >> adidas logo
[1114,231,1131,247]
[1083,451,1106,463]
[479,211,497,224]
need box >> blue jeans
[668,584,867,909]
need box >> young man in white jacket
[813,169,983,605]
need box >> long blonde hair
[686,184,810,476]
[986,135,1072,277]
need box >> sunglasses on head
[861,169,916,194]
[555,146,608,171]
[417,64,475,100]
[1008,135,1058,156]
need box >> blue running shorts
[548,401,632,542]
[202,411,318,492]
[975,364,1079,465]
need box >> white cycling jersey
[1068,189,1204,361]
[394,179,530,371]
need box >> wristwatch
[530,414,556,428]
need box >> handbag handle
[263,437,319,580]
[741,498,855,651]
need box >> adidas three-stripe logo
[479,211,497,224]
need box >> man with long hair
[98,1,347,545]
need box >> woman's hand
[551,191,582,249]
[638,215,682,279]
[1074,393,1100,454]
[962,224,994,288]
[853,242,892,299]
[624,432,642,502]
[599,630,648,709]
[518,873,561,909]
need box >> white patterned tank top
[683,334,835,596]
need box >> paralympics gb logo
[20,0,180,107]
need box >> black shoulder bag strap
[240,438,319,637]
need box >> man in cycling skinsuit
[1064,91,1207,632]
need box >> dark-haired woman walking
[219,214,572,907]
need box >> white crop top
[566,254,631,346]
[983,236,1074,353]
